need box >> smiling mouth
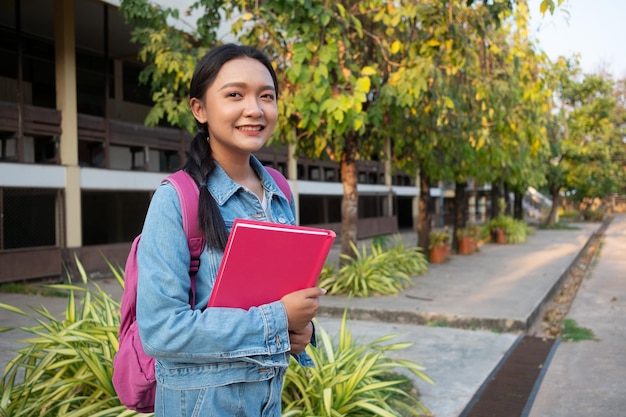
[237,125,264,132]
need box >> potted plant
[484,216,510,244]
[456,224,480,255]
[484,215,530,244]
[429,229,451,264]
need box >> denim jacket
[136,156,314,384]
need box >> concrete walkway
[1,216,622,416]
[316,220,602,417]
[527,214,626,417]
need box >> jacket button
[277,216,287,223]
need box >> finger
[301,287,327,298]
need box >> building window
[82,191,151,245]
[160,150,181,172]
[1,188,57,250]
[309,166,321,181]
[324,168,336,182]
[123,62,152,106]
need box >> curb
[318,221,606,333]
[524,218,609,332]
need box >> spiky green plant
[377,235,428,278]
[1,255,432,416]
[0,258,142,417]
[282,312,434,416]
[319,235,427,297]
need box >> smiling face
[190,57,278,161]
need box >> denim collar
[207,155,284,206]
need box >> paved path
[321,222,599,332]
[317,220,602,416]
[1,217,621,417]
[527,214,626,417]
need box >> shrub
[582,209,605,221]
[558,208,581,220]
[1,258,431,416]
[483,215,530,244]
[319,235,428,297]
[0,260,134,417]
[282,312,433,416]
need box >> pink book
[207,218,336,310]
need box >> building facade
[0,0,420,282]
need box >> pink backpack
[113,168,291,412]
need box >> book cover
[207,218,336,310]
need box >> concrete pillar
[413,169,420,231]
[287,142,299,224]
[384,137,393,217]
[55,0,81,247]
[468,192,476,224]
[478,196,487,223]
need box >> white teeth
[238,126,262,131]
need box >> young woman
[136,44,325,417]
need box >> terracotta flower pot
[458,236,475,255]
[493,228,507,244]
[430,244,449,264]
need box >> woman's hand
[281,287,326,331]
[289,322,314,354]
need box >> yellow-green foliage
[319,235,428,297]
[483,215,531,244]
[282,312,433,416]
[0,259,137,417]
[1,258,431,416]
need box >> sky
[528,0,626,78]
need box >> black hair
[184,44,279,250]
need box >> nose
[244,98,263,117]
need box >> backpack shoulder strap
[163,170,205,304]
[265,166,292,204]
[163,171,201,242]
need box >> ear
[190,98,207,123]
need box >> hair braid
[184,132,228,250]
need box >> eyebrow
[218,82,276,92]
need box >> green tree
[206,0,435,261]
[561,73,626,208]
[542,56,577,226]
[119,0,565,255]
[543,59,626,224]
[490,2,551,222]
[121,0,434,261]
[390,0,533,249]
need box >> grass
[562,318,596,341]
[0,282,68,297]
[537,222,581,230]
